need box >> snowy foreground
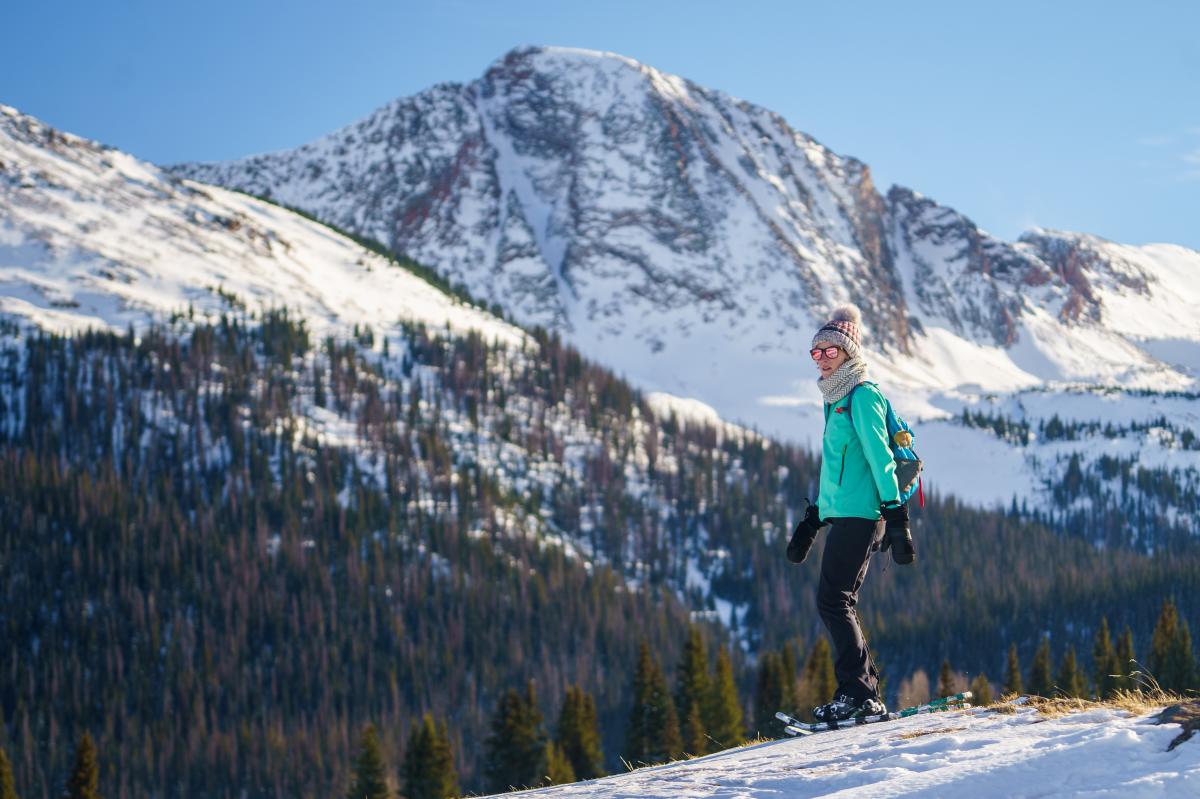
[492,703,1198,798]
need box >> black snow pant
[817,517,882,703]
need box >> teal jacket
[817,382,901,520]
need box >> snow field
[490,704,1198,798]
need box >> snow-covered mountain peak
[172,46,1200,406]
[178,44,911,359]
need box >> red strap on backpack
[917,476,925,508]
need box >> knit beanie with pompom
[811,304,863,359]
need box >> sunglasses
[810,346,842,361]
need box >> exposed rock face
[885,186,1053,347]
[175,46,917,353]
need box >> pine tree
[556,685,604,781]
[1092,618,1120,699]
[65,732,101,799]
[968,673,993,706]
[674,626,710,753]
[1003,644,1023,696]
[1149,599,1178,687]
[0,747,18,799]
[542,742,576,786]
[705,647,744,750]
[937,659,957,698]
[798,638,837,721]
[780,642,799,712]
[1028,636,1054,698]
[1167,617,1196,693]
[753,651,785,739]
[679,700,706,756]
[624,642,683,767]
[347,724,389,799]
[1149,599,1196,693]
[1056,646,1086,698]
[1116,626,1136,692]
[871,649,888,703]
[402,714,458,799]
[485,682,546,792]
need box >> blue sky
[4,0,1198,248]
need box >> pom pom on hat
[829,304,862,326]
[812,303,864,357]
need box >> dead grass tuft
[1018,695,1100,718]
[976,688,1190,719]
[1107,688,1192,716]
[897,725,967,740]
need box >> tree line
[9,594,1193,799]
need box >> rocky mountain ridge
[174,46,1200,414]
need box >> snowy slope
[493,703,1199,798]
[0,103,524,347]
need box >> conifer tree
[347,724,389,799]
[674,626,710,753]
[871,649,888,703]
[1092,618,1120,699]
[968,673,993,706]
[65,732,101,799]
[1056,646,1086,698]
[0,747,18,799]
[1149,599,1196,693]
[754,651,785,739]
[624,642,683,767]
[485,682,546,792]
[798,638,837,720]
[937,660,957,698]
[705,647,744,750]
[1168,616,1196,693]
[556,685,604,781]
[402,714,458,799]
[542,742,576,786]
[780,643,799,711]
[679,700,706,756]
[1028,636,1054,697]
[1116,626,1136,692]
[1149,599,1178,686]
[1003,644,1023,696]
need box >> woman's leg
[816,517,881,702]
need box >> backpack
[843,382,925,507]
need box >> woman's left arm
[851,388,902,507]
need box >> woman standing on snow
[786,304,916,722]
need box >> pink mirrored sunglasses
[810,346,841,361]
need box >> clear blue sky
[5,0,1198,249]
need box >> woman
[786,304,917,722]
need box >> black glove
[787,500,828,564]
[879,503,916,565]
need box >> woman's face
[813,341,848,378]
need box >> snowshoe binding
[812,693,887,723]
